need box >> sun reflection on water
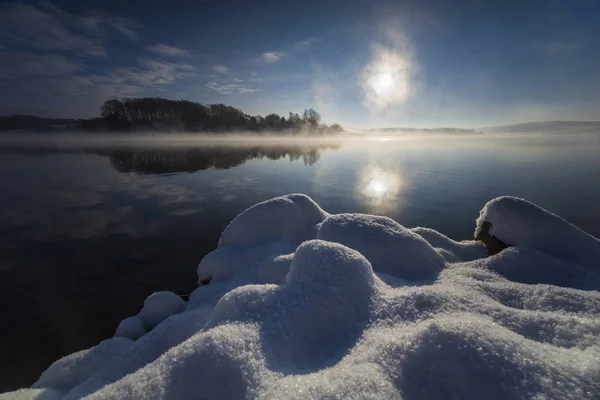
[357,165,405,212]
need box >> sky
[0,0,599,128]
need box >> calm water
[1,133,600,390]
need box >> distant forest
[0,97,344,135]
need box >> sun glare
[361,47,411,109]
[371,71,395,97]
[366,178,389,197]
[357,165,405,212]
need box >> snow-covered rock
[475,196,600,270]
[4,193,600,400]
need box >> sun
[370,71,395,97]
[361,47,411,109]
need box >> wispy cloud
[295,38,316,49]
[212,65,229,74]
[147,44,190,58]
[0,51,80,77]
[0,2,192,112]
[0,2,141,57]
[206,81,258,94]
[0,53,196,103]
[261,51,283,63]
[100,59,196,87]
[38,1,141,40]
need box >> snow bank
[4,194,600,400]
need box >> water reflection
[108,143,340,174]
[0,141,342,175]
[0,140,342,391]
[356,165,406,213]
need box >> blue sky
[0,0,599,128]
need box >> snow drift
[3,194,600,400]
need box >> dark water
[1,133,599,391]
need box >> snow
[475,196,600,270]
[137,291,186,330]
[114,317,146,340]
[112,291,188,340]
[3,193,600,400]
[31,338,133,393]
[317,213,445,280]
[218,193,329,248]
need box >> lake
[1,133,599,391]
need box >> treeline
[0,97,344,134]
[99,97,344,134]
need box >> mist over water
[0,132,349,148]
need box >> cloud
[40,2,142,40]
[206,81,258,94]
[212,65,229,74]
[97,59,196,87]
[295,38,316,49]
[147,44,190,58]
[0,51,80,77]
[0,2,140,57]
[261,51,283,63]
[0,52,196,107]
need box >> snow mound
[219,193,328,248]
[475,196,600,270]
[317,214,445,280]
[114,317,146,340]
[137,291,186,330]
[5,193,600,400]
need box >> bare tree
[303,108,321,128]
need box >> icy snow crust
[4,194,600,400]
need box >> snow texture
[3,193,600,400]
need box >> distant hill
[368,127,480,134]
[0,115,80,132]
[479,121,600,134]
